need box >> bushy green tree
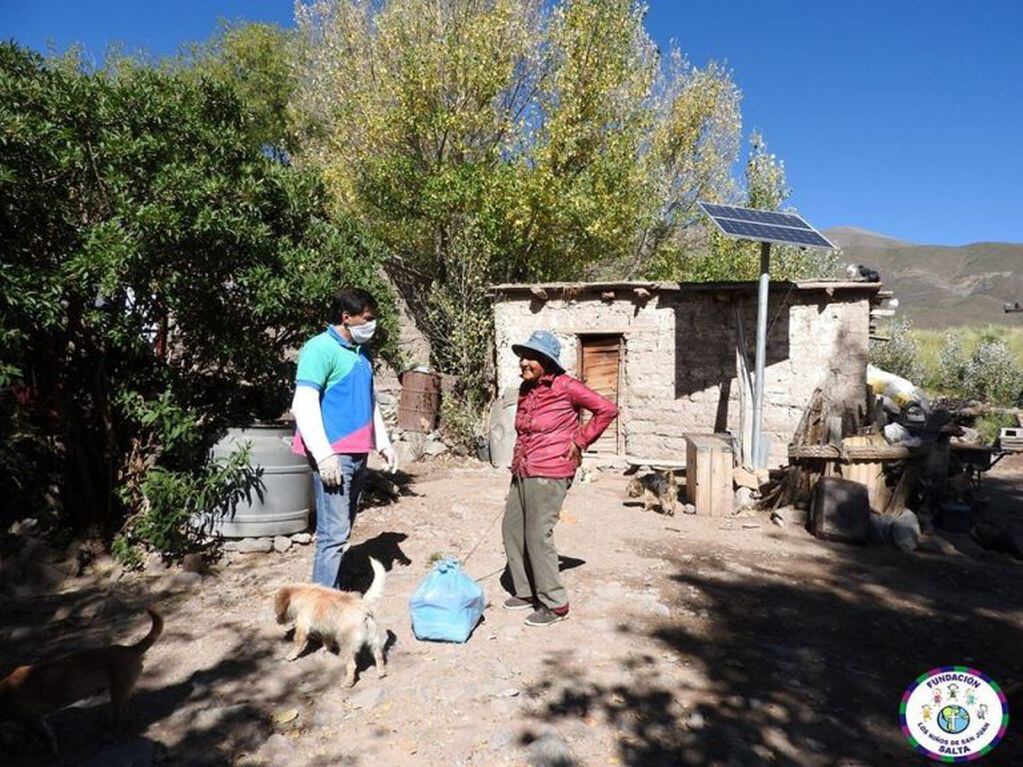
[0,43,393,549]
[936,331,967,393]
[293,0,743,426]
[175,21,299,155]
[963,340,1023,406]
[424,216,496,447]
[295,0,742,278]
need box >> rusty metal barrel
[397,368,441,432]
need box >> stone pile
[223,531,314,555]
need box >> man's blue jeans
[311,453,367,589]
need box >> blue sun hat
[512,330,564,373]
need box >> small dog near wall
[274,557,388,687]
[0,607,163,754]
[627,470,679,516]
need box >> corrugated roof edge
[489,280,884,294]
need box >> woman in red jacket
[503,330,619,627]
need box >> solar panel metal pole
[751,241,771,469]
[696,201,835,470]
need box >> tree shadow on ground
[1,585,365,766]
[0,578,194,664]
[971,472,1023,560]
[523,537,1023,766]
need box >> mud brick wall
[493,285,873,467]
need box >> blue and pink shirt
[292,326,375,456]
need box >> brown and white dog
[274,558,388,687]
[0,607,163,754]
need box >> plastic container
[200,424,311,538]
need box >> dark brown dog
[626,470,679,515]
[0,607,163,753]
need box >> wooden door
[578,335,621,454]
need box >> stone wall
[493,284,873,467]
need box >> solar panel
[699,201,835,250]
[700,203,812,229]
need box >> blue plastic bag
[409,558,485,643]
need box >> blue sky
[4,1,1021,245]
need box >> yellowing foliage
[293,0,743,281]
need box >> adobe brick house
[491,280,883,467]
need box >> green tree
[745,130,790,211]
[963,340,1023,406]
[175,21,299,155]
[647,132,837,281]
[0,43,394,549]
[869,318,924,383]
[295,0,741,279]
[936,331,967,393]
[293,0,743,432]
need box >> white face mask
[348,319,377,344]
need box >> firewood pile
[755,384,1015,554]
[764,388,914,515]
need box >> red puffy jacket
[511,373,620,478]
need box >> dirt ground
[3,455,1023,767]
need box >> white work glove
[317,454,343,488]
[372,400,396,474]
[380,446,398,474]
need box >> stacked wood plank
[685,434,734,517]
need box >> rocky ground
[3,456,1023,766]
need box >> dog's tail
[133,607,163,654]
[275,587,294,624]
[363,558,387,604]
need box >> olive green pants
[502,476,570,609]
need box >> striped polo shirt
[291,326,375,456]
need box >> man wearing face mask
[290,288,398,588]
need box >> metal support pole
[750,241,771,469]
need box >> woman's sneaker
[502,596,533,611]
[524,606,569,627]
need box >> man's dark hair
[330,288,377,322]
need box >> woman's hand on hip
[564,442,582,467]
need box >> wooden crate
[685,434,734,517]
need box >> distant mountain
[824,226,1023,329]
